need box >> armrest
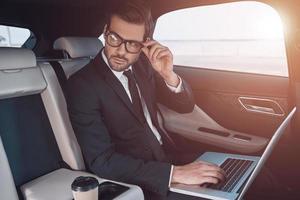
[21,168,144,200]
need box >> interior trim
[159,104,268,153]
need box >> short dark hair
[105,0,154,40]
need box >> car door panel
[159,65,289,153]
[159,104,268,153]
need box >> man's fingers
[201,177,219,185]
[141,46,150,58]
[143,40,165,55]
[197,162,225,174]
[143,40,157,47]
[156,49,172,60]
[149,44,165,59]
[151,47,164,60]
[142,40,171,65]
[219,168,226,177]
[192,161,227,181]
[201,170,226,182]
[202,165,227,179]
[142,42,163,60]
[152,48,170,61]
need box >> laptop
[170,107,296,200]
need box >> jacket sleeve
[155,72,195,113]
[66,75,172,196]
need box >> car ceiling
[2,0,297,38]
[1,0,300,81]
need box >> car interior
[1,0,300,199]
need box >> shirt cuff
[168,165,174,188]
[165,75,183,93]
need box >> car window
[154,2,288,77]
[0,25,34,48]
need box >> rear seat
[36,37,103,170]
[0,47,143,200]
[0,136,18,200]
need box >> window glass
[154,2,288,77]
[0,25,31,47]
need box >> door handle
[238,97,285,116]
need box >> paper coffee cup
[71,176,99,200]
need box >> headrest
[53,37,103,58]
[0,47,36,70]
[0,48,46,100]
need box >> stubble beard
[108,54,140,72]
[108,56,130,72]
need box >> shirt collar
[101,49,132,80]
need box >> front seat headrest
[0,47,36,70]
[53,37,103,59]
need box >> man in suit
[67,0,225,199]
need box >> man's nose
[116,42,127,55]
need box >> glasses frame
[104,30,145,54]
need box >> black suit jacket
[66,51,195,196]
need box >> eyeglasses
[105,30,144,54]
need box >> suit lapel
[94,53,145,124]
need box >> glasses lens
[106,32,122,47]
[126,41,143,53]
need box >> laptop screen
[237,107,296,200]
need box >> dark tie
[123,70,145,122]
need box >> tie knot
[123,69,133,79]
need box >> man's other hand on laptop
[171,161,226,186]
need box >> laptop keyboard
[207,158,254,192]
